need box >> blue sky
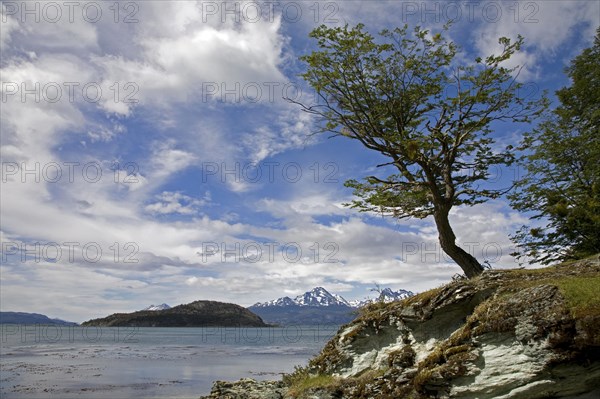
[1,0,598,322]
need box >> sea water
[0,324,340,398]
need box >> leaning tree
[290,24,547,278]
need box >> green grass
[553,276,600,318]
[403,286,444,307]
[287,374,339,398]
[499,255,600,319]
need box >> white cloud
[257,194,347,219]
[243,110,314,163]
[472,0,599,80]
[86,122,126,143]
[1,54,93,151]
[149,140,197,179]
[0,7,21,50]
[1,0,594,322]
[0,2,99,53]
[90,2,288,115]
[185,276,200,286]
[145,191,208,215]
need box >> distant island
[0,311,78,326]
[82,300,269,327]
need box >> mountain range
[251,286,413,308]
[248,286,414,325]
[0,311,78,325]
[349,288,414,307]
[2,288,413,327]
[252,287,351,308]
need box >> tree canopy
[293,24,547,277]
[509,28,600,264]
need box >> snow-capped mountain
[142,303,171,311]
[252,287,412,309]
[294,287,351,307]
[333,294,351,307]
[348,299,371,308]
[349,288,414,307]
[252,296,297,307]
[248,287,413,325]
[252,287,351,308]
[379,288,414,302]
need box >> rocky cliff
[201,255,600,398]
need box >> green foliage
[554,276,600,318]
[509,28,600,265]
[295,23,546,220]
[284,367,340,398]
[293,23,546,277]
[281,364,310,387]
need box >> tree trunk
[433,208,484,278]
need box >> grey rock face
[201,256,600,398]
[304,256,600,398]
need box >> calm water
[0,324,340,398]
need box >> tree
[291,24,547,278]
[509,28,600,265]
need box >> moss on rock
[282,254,600,399]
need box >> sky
[1,0,598,323]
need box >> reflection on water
[0,325,339,398]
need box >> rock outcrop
[201,378,287,399]
[202,255,600,398]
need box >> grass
[502,261,600,320]
[307,338,348,374]
[403,286,444,308]
[354,300,395,326]
[388,345,416,368]
[494,254,600,320]
[286,374,340,398]
[553,276,600,318]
